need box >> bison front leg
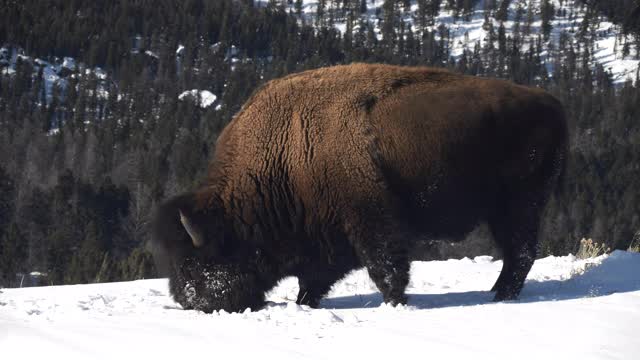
[337,153,411,306]
[346,218,411,306]
[364,248,410,306]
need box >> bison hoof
[383,293,408,306]
[296,297,321,308]
[493,290,519,302]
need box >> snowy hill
[2,251,639,359]
[258,0,640,84]
[3,1,636,115]
[0,46,219,110]
[0,46,108,104]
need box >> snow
[0,46,110,104]
[145,50,159,59]
[545,0,640,84]
[256,0,639,84]
[1,67,16,75]
[2,251,639,359]
[61,57,76,71]
[178,89,218,108]
[592,21,640,84]
[93,67,108,80]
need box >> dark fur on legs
[489,151,560,301]
[295,264,353,307]
[343,197,412,306]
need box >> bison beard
[151,63,568,313]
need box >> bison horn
[179,210,204,248]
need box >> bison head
[151,193,266,313]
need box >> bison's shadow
[321,279,636,310]
[320,251,640,310]
[321,290,492,310]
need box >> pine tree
[541,0,555,41]
[495,0,511,22]
[295,0,303,17]
[317,0,327,27]
[524,0,534,37]
[360,0,367,14]
[381,0,399,56]
[0,166,14,236]
[0,222,27,286]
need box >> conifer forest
[0,0,639,287]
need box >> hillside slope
[258,0,639,84]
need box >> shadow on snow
[319,250,640,310]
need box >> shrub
[628,232,640,253]
[576,238,610,259]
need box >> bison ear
[179,210,205,248]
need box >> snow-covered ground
[1,250,639,359]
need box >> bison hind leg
[489,185,550,301]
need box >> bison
[152,63,568,313]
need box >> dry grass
[576,238,610,259]
[628,233,640,253]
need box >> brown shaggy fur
[152,63,568,313]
